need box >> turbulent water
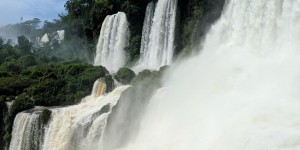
[9,111,44,150]
[8,80,128,150]
[94,12,129,72]
[133,2,155,71]
[135,0,178,71]
[140,2,155,59]
[42,85,128,150]
[119,0,300,149]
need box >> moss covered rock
[100,104,110,114]
[40,109,52,125]
[131,69,160,85]
[115,68,136,85]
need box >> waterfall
[139,2,155,65]
[119,0,300,149]
[5,101,13,112]
[94,12,129,72]
[9,79,128,150]
[134,0,178,71]
[91,79,107,97]
[9,111,44,150]
[42,86,129,150]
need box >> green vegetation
[181,0,203,53]
[4,94,35,149]
[178,0,225,56]
[26,63,108,106]
[0,37,109,106]
[121,0,152,62]
[131,65,168,86]
[0,36,109,149]
[115,68,136,85]
[0,96,6,148]
[62,0,152,63]
[131,69,159,85]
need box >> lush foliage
[131,66,167,86]
[62,0,152,63]
[180,0,203,53]
[4,94,35,149]
[178,0,225,56]
[25,63,108,106]
[0,37,109,149]
[0,36,109,105]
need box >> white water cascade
[134,0,178,71]
[42,85,128,150]
[140,2,155,58]
[120,0,300,149]
[94,12,129,72]
[134,1,155,71]
[9,79,127,150]
[9,111,44,150]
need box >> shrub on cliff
[115,68,136,85]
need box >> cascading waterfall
[94,12,129,72]
[134,0,178,71]
[8,80,128,150]
[42,85,129,150]
[140,2,155,58]
[119,0,300,149]
[9,11,130,147]
[5,101,13,112]
[91,79,107,97]
[9,110,44,150]
[135,1,155,71]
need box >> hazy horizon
[0,0,67,26]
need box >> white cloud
[0,0,67,26]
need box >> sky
[0,0,67,26]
